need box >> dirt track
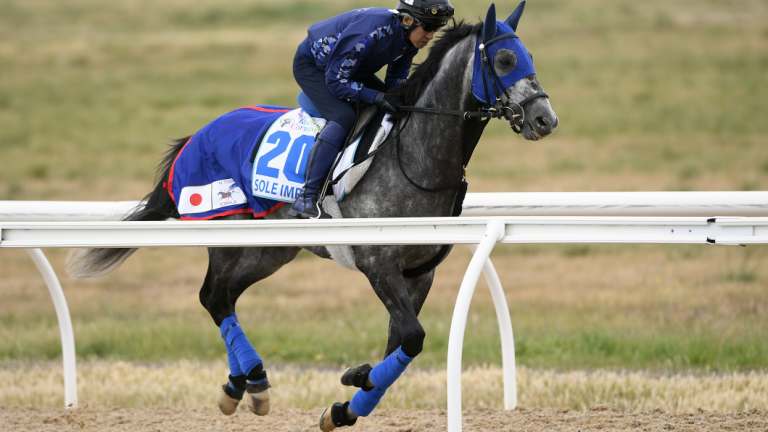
[3,407,767,432]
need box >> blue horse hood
[471,21,536,105]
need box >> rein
[395,105,500,120]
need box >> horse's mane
[396,21,481,106]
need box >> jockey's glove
[374,92,400,113]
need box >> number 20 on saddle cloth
[166,105,327,220]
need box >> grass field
[1,0,767,413]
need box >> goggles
[414,16,450,32]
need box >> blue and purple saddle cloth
[167,105,309,220]
[166,100,392,220]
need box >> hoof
[319,405,336,432]
[217,384,242,416]
[319,402,357,432]
[246,388,270,416]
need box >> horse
[68,2,557,430]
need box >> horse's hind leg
[199,245,299,416]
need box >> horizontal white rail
[462,192,768,216]
[1,191,767,221]
[1,216,767,248]
[0,201,139,221]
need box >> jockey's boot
[289,121,346,219]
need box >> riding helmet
[396,0,455,31]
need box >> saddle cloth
[167,105,392,220]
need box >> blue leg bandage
[220,314,263,377]
[349,346,413,417]
[226,349,243,377]
[224,315,244,378]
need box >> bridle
[398,31,548,133]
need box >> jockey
[289,0,455,219]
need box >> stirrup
[288,196,332,219]
[341,364,373,391]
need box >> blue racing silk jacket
[300,8,418,104]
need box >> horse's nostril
[535,116,548,129]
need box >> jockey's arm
[324,29,380,105]
[363,75,387,93]
[384,50,417,91]
[325,11,413,104]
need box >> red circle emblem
[189,193,203,206]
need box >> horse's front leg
[383,270,434,356]
[320,260,431,431]
[199,245,299,416]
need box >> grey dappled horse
[69,2,557,430]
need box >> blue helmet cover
[471,20,536,105]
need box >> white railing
[2,191,768,221]
[2,192,768,432]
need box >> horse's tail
[67,137,189,278]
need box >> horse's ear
[482,3,497,42]
[505,0,526,32]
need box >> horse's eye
[494,49,517,75]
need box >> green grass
[2,304,766,372]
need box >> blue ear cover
[505,1,526,32]
[483,3,497,42]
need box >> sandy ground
[2,407,767,432]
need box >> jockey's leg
[289,121,347,219]
[291,44,356,219]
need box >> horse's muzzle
[520,98,558,139]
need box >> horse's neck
[419,35,478,116]
[399,35,482,184]
[340,34,484,220]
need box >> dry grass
[3,243,765,324]
[1,361,767,413]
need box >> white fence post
[465,247,518,410]
[447,221,506,432]
[481,256,517,410]
[25,248,78,408]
